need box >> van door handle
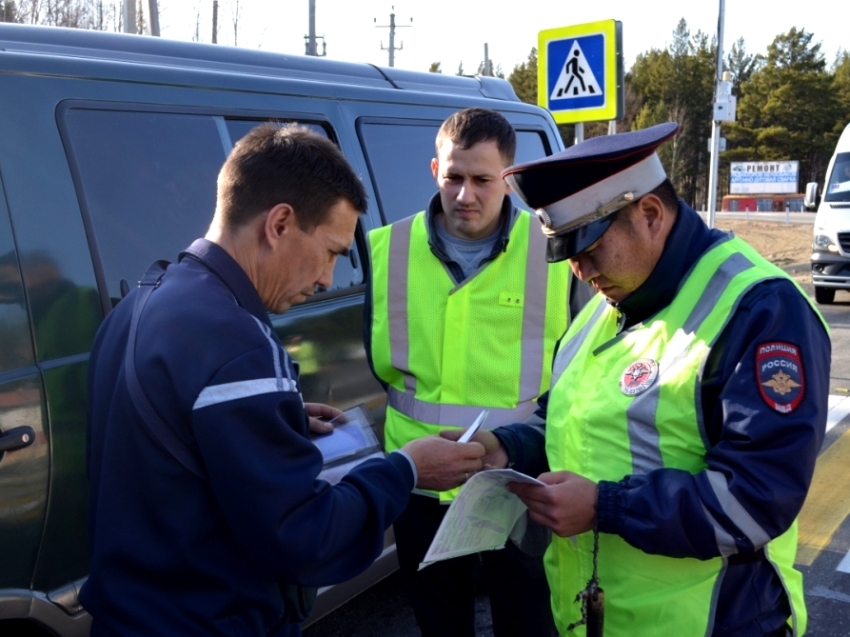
[0,426,36,453]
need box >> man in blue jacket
[82,124,484,637]
[459,123,829,637]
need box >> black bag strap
[124,260,207,480]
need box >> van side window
[514,131,551,166]
[825,152,850,203]
[358,120,552,226]
[358,120,439,226]
[63,109,226,305]
[62,110,361,306]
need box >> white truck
[806,122,850,304]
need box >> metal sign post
[707,0,736,229]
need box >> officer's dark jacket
[82,239,415,637]
[494,202,831,636]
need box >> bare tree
[230,0,239,46]
[191,0,201,42]
[1,1,18,22]
[135,0,145,34]
[13,0,120,30]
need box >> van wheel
[815,287,835,304]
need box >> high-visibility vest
[545,235,826,636]
[368,210,570,500]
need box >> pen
[457,410,488,443]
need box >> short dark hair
[435,108,517,165]
[648,178,680,213]
[217,123,367,232]
[614,178,680,226]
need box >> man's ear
[431,157,439,183]
[636,194,666,239]
[263,203,296,246]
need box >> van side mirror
[804,182,820,211]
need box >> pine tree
[729,28,842,184]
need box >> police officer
[466,122,830,637]
[82,124,485,637]
[365,108,578,636]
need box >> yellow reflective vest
[368,209,570,500]
[545,235,824,636]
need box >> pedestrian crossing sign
[538,20,623,124]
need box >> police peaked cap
[502,122,679,262]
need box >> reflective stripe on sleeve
[705,469,771,550]
[700,500,740,557]
[194,377,299,410]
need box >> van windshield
[825,152,850,202]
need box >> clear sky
[155,1,845,76]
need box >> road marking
[836,551,850,574]
[808,585,850,603]
[828,395,850,433]
[796,400,850,566]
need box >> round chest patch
[619,359,659,396]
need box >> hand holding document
[420,468,545,570]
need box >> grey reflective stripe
[627,251,757,474]
[682,252,754,335]
[387,216,416,393]
[705,469,771,549]
[518,221,550,402]
[551,299,608,389]
[628,342,694,474]
[194,378,298,410]
[387,386,537,427]
[626,386,663,475]
[251,315,291,390]
[523,413,546,426]
[701,501,739,557]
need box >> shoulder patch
[756,341,805,414]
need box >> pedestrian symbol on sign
[549,40,602,101]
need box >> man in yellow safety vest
[464,122,830,637]
[365,108,585,637]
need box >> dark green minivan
[0,23,565,636]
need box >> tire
[815,287,835,304]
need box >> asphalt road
[305,283,850,637]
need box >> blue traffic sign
[547,34,606,111]
[538,20,623,124]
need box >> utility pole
[375,7,411,68]
[706,0,736,228]
[212,0,218,44]
[147,0,160,37]
[483,43,491,76]
[122,0,136,34]
[304,0,327,57]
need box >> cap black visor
[545,214,616,263]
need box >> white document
[419,469,545,569]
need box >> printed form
[420,469,545,569]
